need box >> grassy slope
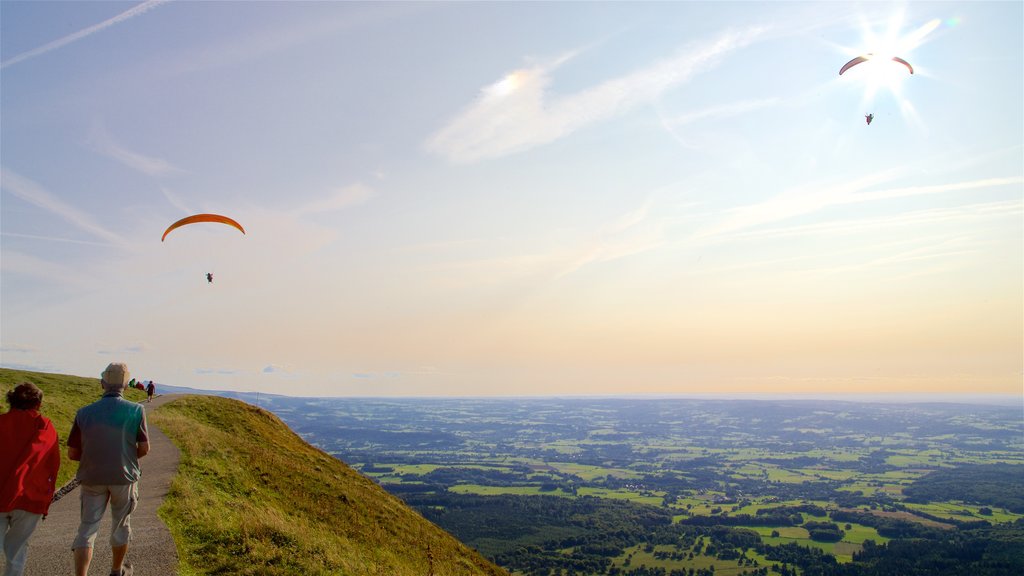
[0,368,148,487]
[2,369,507,576]
[152,394,508,576]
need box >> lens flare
[487,71,526,97]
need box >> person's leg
[3,509,43,576]
[73,484,111,576]
[73,547,93,576]
[106,483,138,575]
[1,512,11,575]
[110,544,129,575]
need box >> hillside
[1,369,507,576]
[152,394,508,575]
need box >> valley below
[253,396,1023,575]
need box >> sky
[1,1,1021,398]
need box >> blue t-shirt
[68,393,148,485]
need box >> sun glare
[843,14,941,115]
[852,55,911,100]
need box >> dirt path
[23,395,181,576]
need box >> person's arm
[67,418,82,461]
[136,407,150,458]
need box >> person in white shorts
[67,363,149,576]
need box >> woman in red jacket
[0,382,60,576]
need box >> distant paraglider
[161,213,245,242]
[162,214,245,284]
[839,54,914,76]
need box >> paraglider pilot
[865,113,874,125]
[206,273,213,284]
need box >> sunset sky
[2,1,1021,397]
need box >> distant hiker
[146,381,155,403]
[68,363,149,576]
[206,272,213,284]
[0,382,60,576]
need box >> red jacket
[0,409,60,515]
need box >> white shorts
[72,483,138,549]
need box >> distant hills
[150,380,1022,407]
[0,368,507,576]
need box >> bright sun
[841,14,942,113]
[849,54,914,100]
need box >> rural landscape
[241,394,1024,575]
[2,2,1022,574]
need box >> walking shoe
[110,562,133,576]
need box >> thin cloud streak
[848,177,1022,204]
[90,125,186,177]
[1,0,170,69]
[555,202,667,279]
[291,183,375,217]
[0,251,95,289]
[1,232,122,247]
[724,199,1022,243]
[665,98,783,126]
[427,27,767,163]
[696,174,1021,242]
[159,187,194,216]
[1,168,130,248]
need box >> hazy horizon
[119,377,1021,408]
[2,2,1021,397]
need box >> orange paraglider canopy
[161,213,246,242]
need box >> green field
[449,484,574,497]
[611,543,771,575]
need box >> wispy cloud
[97,343,150,355]
[195,367,240,376]
[427,27,766,163]
[696,173,1022,242]
[351,371,401,379]
[0,344,34,354]
[291,183,375,217]
[90,124,186,177]
[164,2,435,76]
[0,250,95,289]
[158,187,193,215]
[1,232,122,247]
[725,199,1023,243]
[555,202,667,278]
[804,236,983,280]
[0,167,130,248]
[262,364,298,378]
[417,197,671,288]
[664,98,783,127]
[848,177,1022,204]
[1,0,170,70]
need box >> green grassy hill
[1,369,508,576]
